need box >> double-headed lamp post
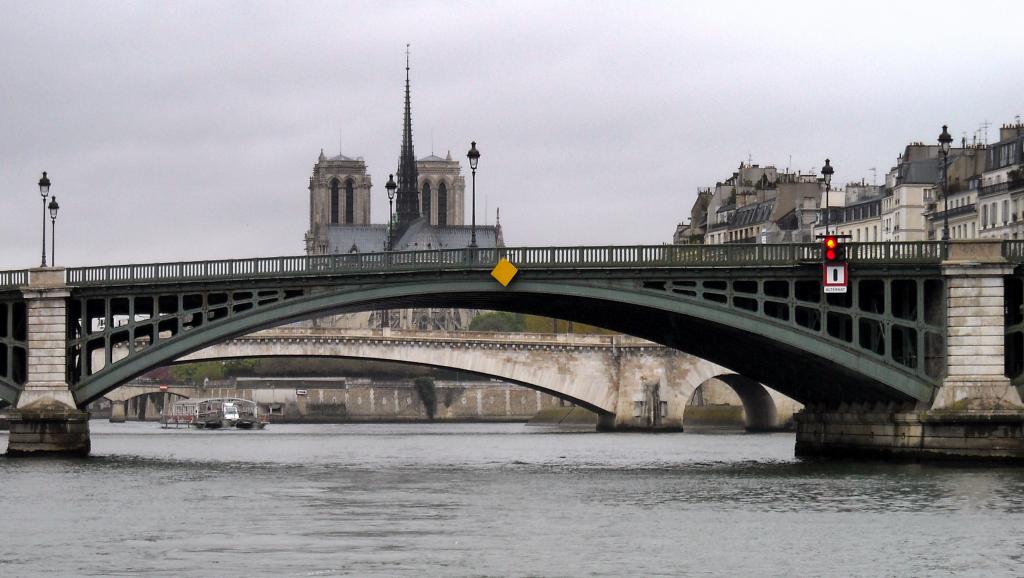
[821,159,834,236]
[48,196,60,266]
[38,171,51,267]
[385,174,397,251]
[938,124,953,241]
[466,141,480,248]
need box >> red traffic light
[823,236,842,262]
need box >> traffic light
[822,235,845,262]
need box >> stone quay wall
[795,408,1024,461]
[97,379,569,423]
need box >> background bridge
[103,328,797,430]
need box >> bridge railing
[1004,241,1024,262]
[59,242,952,287]
[0,269,29,290]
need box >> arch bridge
[3,240,1024,459]
[114,327,793,430]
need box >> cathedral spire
[396,43,420,229]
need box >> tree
[468,311,524,332]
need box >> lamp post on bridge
[938,124,953,242]
[467,141,480,248]
[385,173,397,251]
[48,196,59,266]
[382,174,398,330]
[38,171,50,267]
[821,159,833,237]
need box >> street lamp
[38,171,51,267]
[385,173,397,251]
[48,196,59,266]
[938,124,953,242]
[466,141,480,248]
[821,159,834,236]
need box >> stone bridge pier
[6,269,90,456]
[795,242,1024,461]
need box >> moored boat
[161,397,268,429]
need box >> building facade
[678,121,1024,248]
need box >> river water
[2,422,1023,576]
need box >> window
[329,179,340,224]
[1004,200,1009,225]
[983,205,988,228]
[422,181,432,223]
[437,182,448,226]
[344,179,355,224]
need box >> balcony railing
[979,179,1024,198]
[930,204,978,221]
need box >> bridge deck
[0,242,956,290]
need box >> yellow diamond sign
[490,258,519,287]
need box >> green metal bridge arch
[45,243,949,408]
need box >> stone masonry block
[26,306,67,316]
[946,345,1004,357]
[948,325,1005,337]
[948,286,1005,298]
[947,277,1004,288]
[947,353,1005,364]
[947,306,1005,318]
[948,296,1004,308]
[26,342,65,350]
[946,364,1006,377]
[31,372,68,382]
[948,335,1005,347]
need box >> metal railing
[56,242,952,287]
[0,270,28,290]
[979,180,1024,198]
[931,204,978,220]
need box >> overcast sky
[1,1,1022,269]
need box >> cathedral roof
[418,154,447,162]
[325,225,389,254]
[328,153,357,161]
[392,218,502,250]
[324,219,502,254]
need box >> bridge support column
[933,254,1022,410]
[797,242,1024,461]
[6,268,90,457]
[600,365,687,432]
[109,400,126,423]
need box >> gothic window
[422,181,432,224]
[437,182,448,226]
[345,179,355,224]
[329,179,340,224]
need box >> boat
[161,397,268,430]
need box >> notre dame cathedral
[303,53,503,331]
